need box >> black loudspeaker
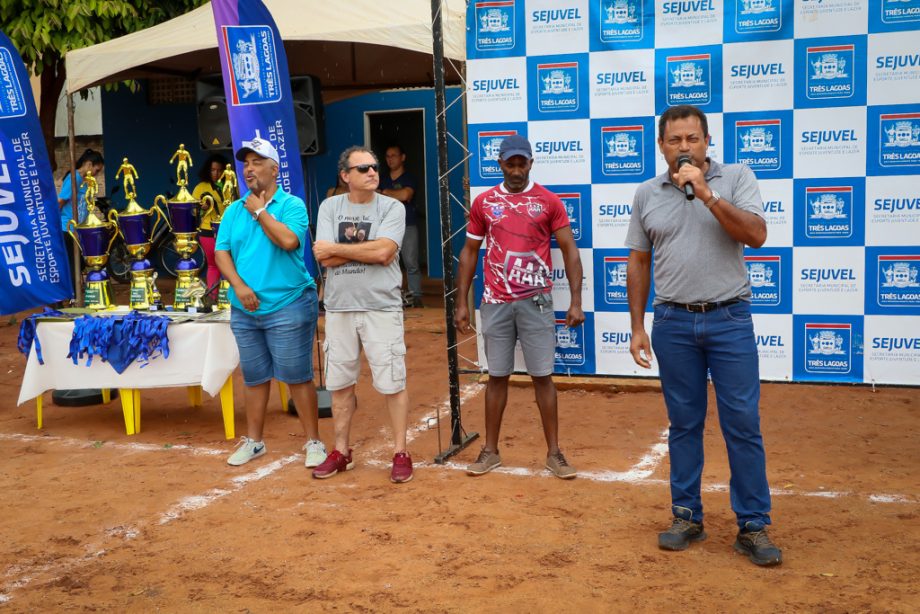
[291,75,326,156]
[196,74,325,156]
[197,76,232,150]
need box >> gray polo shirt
[625,159,765,305]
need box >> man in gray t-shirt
[626,105,782,567]
[311,146,413,484]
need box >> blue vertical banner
[0,31,73,314]
[210,0,316,275]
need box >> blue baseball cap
[499,134,533,160]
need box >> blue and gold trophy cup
[108,162,166,310]
[67,206,118,310]
[155,149,214,311]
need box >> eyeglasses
[347,163,378,174]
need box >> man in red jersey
[454,134,584,479]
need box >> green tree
[1,0,207,169]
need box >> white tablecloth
[18,320,240,405]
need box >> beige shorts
[323,311,407,394]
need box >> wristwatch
[253,206,266,220]
[704,190,721,210]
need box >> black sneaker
[734,525,782,566]
[658,517,707,551]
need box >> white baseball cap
[235,135,280,165]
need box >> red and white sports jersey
[467,181,570,304]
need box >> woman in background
[193,153,229,296]
[58,148,104,296]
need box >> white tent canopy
[65,0,467,94]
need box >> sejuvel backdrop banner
[211,0,316,275]
[466,0,920,385]
[0,30,73,315]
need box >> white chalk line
[386,460,916,505]
[158,454,299,525]
[0,450,298,604]
[0,432,225,456]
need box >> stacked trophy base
[128,258,161,311]
[84,269,115,311]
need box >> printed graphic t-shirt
[316,193,405,311]
[467,181,570,304]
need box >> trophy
[211,164,238,310]
[67,172,118,310]
[155,146,215,311]
[108,159,166,310]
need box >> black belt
[664,298,741,313]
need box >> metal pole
[431,0,477,463]
[67,91,81,305]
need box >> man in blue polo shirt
[215,134,326,469]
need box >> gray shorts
[324,311,407,394]
[480,293,555,377]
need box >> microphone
[677,155,695,201]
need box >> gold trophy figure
[211,164,239,310]
[169,144,193,187]
[81,172,98,208]
[115,157,139,201]
[220,164,238,204]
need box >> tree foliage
[2,0,207,75]
[1,0,208,168]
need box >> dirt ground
[0,284,918,612]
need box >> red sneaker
[312,448,354,479]
[390,451,413,483]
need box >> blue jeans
[401,225,422,298]
[230,287,318,386]
[651,300,772,530]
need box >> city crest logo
[555,320,586,367]
[0,48,26,118]
[735,0,781,34]
[745,255,781,307]
[603,256,628,305]
[666,54,711,106]
[475,1,515,52]
[882,0,920,25]
[601,125,644,176]
[805,186,853,239]
[600,0,643,43]
[222,26,282,105]
[806,45,855,100]
[558,193,582,241]
[537,62,579,112]
[805,323,852,374]
[877,255,920,308]
[735,119,781,172]
[478,130,516,179]
[879,113,920,169]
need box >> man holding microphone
[626,105,782,566]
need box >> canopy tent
[65,0,467,93]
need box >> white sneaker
[304,439,327,468]
[227,436,266,466]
